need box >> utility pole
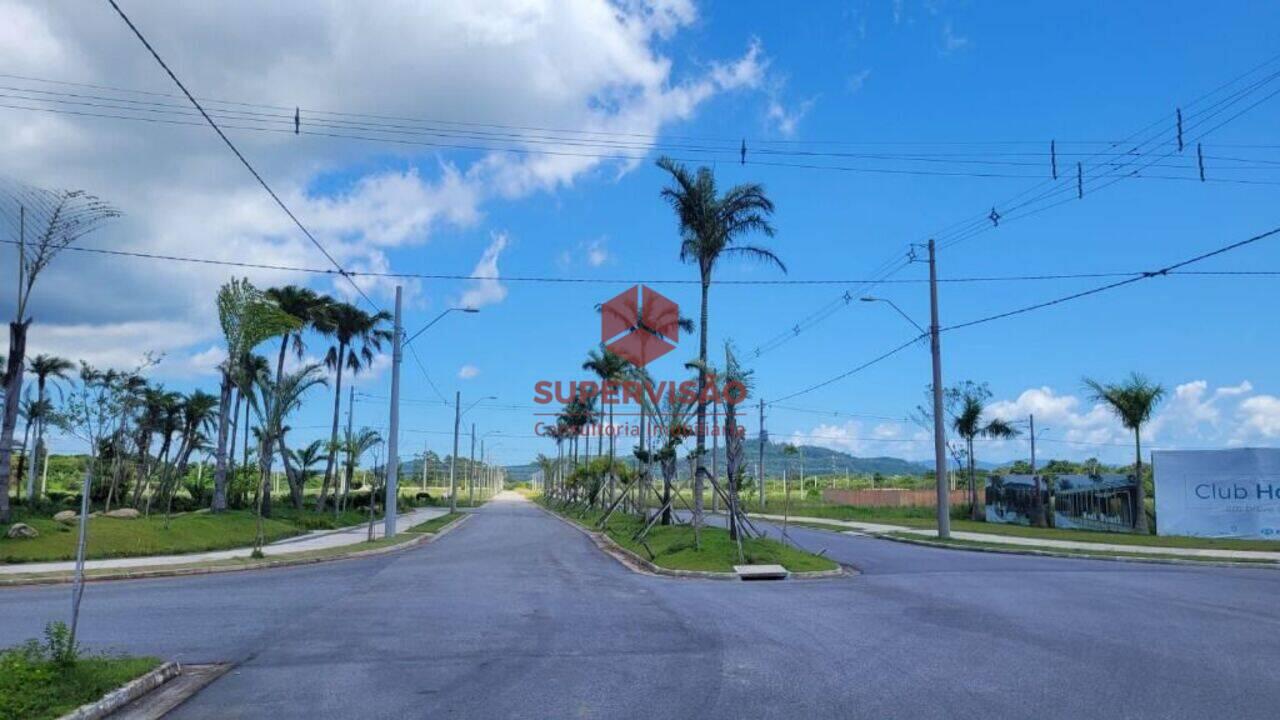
[469,427,477,505]
[449,390,461,513]
[928,238,951,539]
[384,286,403,537]
[1029,413,1037,475]
[421,441,428,492]
[757,399,766,511]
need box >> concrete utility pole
[758,399,766,511]
[421,442,428,492]
[1029,413,1037,475]
[928,238,951,539]
[469,425,476,505]
[384,286,403,537]
[449,390,461,513]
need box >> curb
[536,503,852,581]
[0,513,471,588]
[876,531,1280,569]
[58,660,180,720]
[753,514,1280,570]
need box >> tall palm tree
[250,364,326,547]
[1085,373,1165,533]
[315,303,392,513]
[264,286,332,504]
[951,387,1021,521]
[211,278,303,512]
[656,156,782,541]
[26,354,74,499]
[164,390,219,526]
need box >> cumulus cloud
[458,364,481,380]
[0,0,769,379]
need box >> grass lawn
[0,647,160,720]
[886,532,1279,565]
[760,503,1280,552]
[545,501,837,573]
[0,507,375,564]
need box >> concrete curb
[536,503,852,581]
[57,660,180,720]
[876,531,1280,570]
[0,513,471,588]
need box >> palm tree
[315,303,392,513]
[26,354,74,500]
[211,278,303,512]
[1084,373,1165,533]
[582,348,631,503]
[164,390,219,526]
[339,427,383,519]
[656,156,783,541]
[951,387,1021,521]
[250,364,326,548]
[290,439,328,506]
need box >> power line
[105,0,379,313]
[5,236,1277,285]
[942,223,1280,332]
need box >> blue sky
[4,0,1280,466]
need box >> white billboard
[1153,448,1280,539]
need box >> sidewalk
[0,506,447,576]
[750,513,1280,562]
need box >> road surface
[1,493,1276,718]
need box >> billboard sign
[1153,448,1280,539]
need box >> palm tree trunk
[0,320,30,524]
[692,273,710,545]
[278,433,304,510]
[1133,430,1149,533]
[211,373,233,512]
[317,345,346,513]
[968,439,979,521]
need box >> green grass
[545,501,837,573]
[885,532,1280,565]
[0,507,376,564]
[405,512,464,534]
[0,648,160,720]
[771,507,1280,552]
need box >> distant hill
[502,441,928,481]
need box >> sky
[2,0,1280,468]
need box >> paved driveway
[1,494,1277,718]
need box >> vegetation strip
[880,532,1280,568]
[55,661,179,720]
[537,501,844,579]
[0,512,469,587]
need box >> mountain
[503,442,929,481]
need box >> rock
[53,510,78,524]
[5,523,39,539]
[103,508,141,519]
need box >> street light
[860,296,926,335]
[403,307,478,348]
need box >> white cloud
[1237,396,1280,439]
[846,69,872,93]
[458,364,481,380]
[559,236,611,269]
[458,232,510,309]
[0,0,768,381]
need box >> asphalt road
[2,494,1278,719]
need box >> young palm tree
[951,387,1021,521]
[211,278,302,512]
[290,439,328,496]
[1085,373,1165,533]
[582,348,631,503]
[339,427,383,519]
[164,390,219,526]
[26,354,74,499]
[249,364,327,548]
[656,156,783,540]
[315,303,392,513]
